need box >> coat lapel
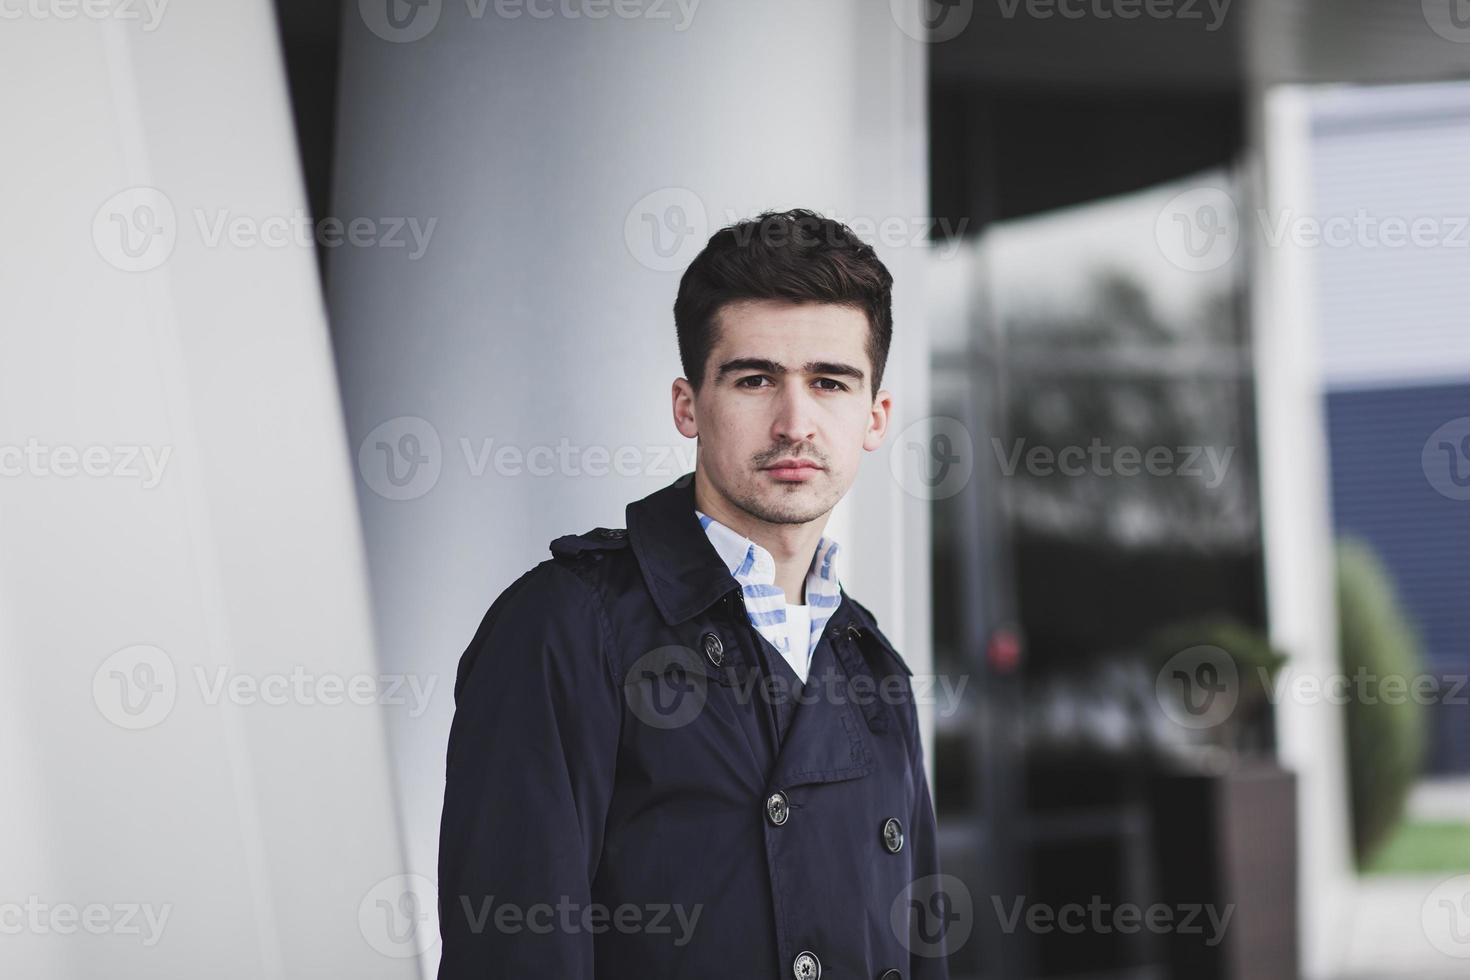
[768,601,874,788]
[625,473,875,788]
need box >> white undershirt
[783,602,813,684]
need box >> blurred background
[4,1,1470,977]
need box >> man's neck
[694,469,826,605]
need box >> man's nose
[771,383,818,445]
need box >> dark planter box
[1147,763,1299,980]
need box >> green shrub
[1144,616,1289,757]
[1337,537,1429,868]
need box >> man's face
[673,298,892,526]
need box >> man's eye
[735,376,847,391]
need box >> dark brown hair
[673,208,893,397]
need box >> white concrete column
[0,2,413,978]
[1248,83,1356,980]
[330,4,931,972]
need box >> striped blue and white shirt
[695,509,842,684]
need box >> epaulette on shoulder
[844,593,880,626]
[549,526,630,562]
[842,594,913,677]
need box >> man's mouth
[762,459,823,481]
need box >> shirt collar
[693,509,841,606]
[625,472,854,629]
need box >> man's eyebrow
[715,357,866,384]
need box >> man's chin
[745,489,834,527]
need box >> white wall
[1306,81,1470,391]
[0,3,413,978]
[329,3,931,974]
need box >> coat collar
[626,471,854,632]
[627,472,873,789]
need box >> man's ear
[862,389,892,452]
[673,378,699,438]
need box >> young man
[438,209,950,978]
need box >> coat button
[765,790,790,827]
[878,971,902,980]
[882,817,905,854]
[701,632,725,667]
[845,624,863,641]
[792,950,821,979]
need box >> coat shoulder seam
[542,556,624,690]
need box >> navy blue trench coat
[438,472,951,979]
